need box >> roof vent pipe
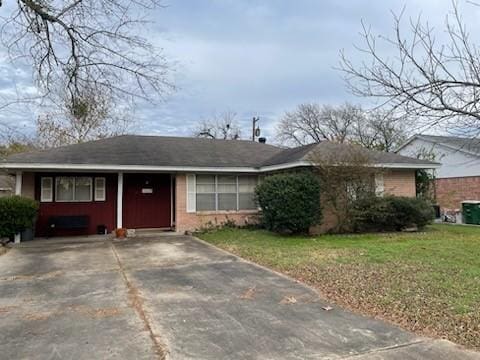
[258,137,266,144]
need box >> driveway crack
[109,241,168,359]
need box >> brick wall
[435,176,480,210]
[383,169,416,197]
[175,174,259,233]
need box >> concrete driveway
[0,235,478,360]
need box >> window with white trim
[40,177,53,202]
[55,177,92,202]
[193,174,258,212]
[94,177,106,201]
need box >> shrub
[255,172,322,234]
[352,195,434,232]
[0,196,38,239]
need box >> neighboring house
[0,135,437,240]
[0,174,14,197]
[397,134,480,211]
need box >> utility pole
[252,117,260,141]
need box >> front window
[195,174,258,211]
[54,176,93,202]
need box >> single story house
[396,134,480,211]
[0,135,438,239]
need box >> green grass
[198,224,480,350]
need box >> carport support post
[14,171,22,244]
[117,172,123,229]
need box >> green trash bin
[462,201,480,225]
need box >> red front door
[123,174,171,229]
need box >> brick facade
[310,169,417,234]
[383,169,416,197]
[175,174,259,233]
[174,170,417,234]
[435,176,480,211]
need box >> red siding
[35,173,117,237]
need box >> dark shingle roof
[263,141,439,167]
[5,135,284,168]
[416,135,480,155]
[3,135,437,169]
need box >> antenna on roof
[252,117,260,141]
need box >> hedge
[352,195,434,232]
[255,172,321,234]
[0,196,38,239]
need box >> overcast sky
[2,0,480,143]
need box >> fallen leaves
[239,286,256,300]
[280,296,297,305]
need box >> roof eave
[0,160,441,173]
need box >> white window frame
[55,176,93,202]
[186,174,196,213]
[94,177,106,201]
[40,177,53,202]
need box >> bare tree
[36,86,131,148]
[0,0,172,112]
[276,103,359,146]
[358,110,407,152]
[310,144,381,233]
[276,102,406,151]
[193,111,241,140]
[339,2,480,137]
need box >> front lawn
[198,224,480,350]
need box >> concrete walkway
[0,235,478,359]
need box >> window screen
[94,177,106,201]
[40,177,53,202]
[56,177,74,201]
[75,177,92,201]
[238,176,257,210]
[217,175,237,210]
[196,175,216,211]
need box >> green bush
[0,196,38,239]
[352,195,434,232]
[255,172,322,234]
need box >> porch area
[15,171,176,239]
